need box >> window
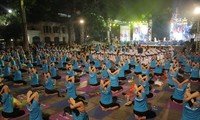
[62,27,65,33]
[43,26,51,33]
[53,26,60,33]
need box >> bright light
[8,9,12,13]
[80,19,84,24]
[11,39,13,42]
[194,7,200,14]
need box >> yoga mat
[127,106,163,120]
[50,111,73,120]
[51,99,70,109]
[162,85,174,92]
[88,106,114,120]
[166,100,183,111]
[77,85,99,93]
[113,86,130,96]
[11,103,50,120]
[80,76,89,82]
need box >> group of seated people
[0,44,199,120]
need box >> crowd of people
[0,43,199,120]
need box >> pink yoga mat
[49,112,73,120]
[11,103,50,120]
[77,85,99,92]
[166,100,183,111]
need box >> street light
[194,7,200,52]
[8,9,12,13]
[79,19,85,44]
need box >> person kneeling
[99,80,120,111]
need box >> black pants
[19,69,27,73]
[2,107,25,118]
[31,84,43,88]
[52,75,61,80]
[4,75,13,81]
[14,80,27,85]
[45,88,60,96]
[74,69,82,72]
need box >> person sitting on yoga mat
[50,62,61,80]
[84,59,90,74]
[107,67,123,93]
[30,67,43,88]
[3,61,13,81]
[183,59,192,74]
[36,55,42,67]
[133,84,156,120]
[99,80,120,111]
[171,76,188,104]
[168,67,178,89]
[124,56,131,74]
[154,60,164,82]
[66,63,80,83]
[101,63,108,80]
[13,66,27,86]
[134,59,142,75]
[181,89,200,120]
[26,90,43,120]
[66,75,85,101]
[26,59,33,69]
[44,72,64,97]
[94,57,101,70]
[0,85,25,120]
[42,60,49,74]
[190,62,200,82]
[73,57,82,73]
[118,61,126,81]
[89,65,100,86]
[16,58,27,72]
[57,56,66,70]
[69,97,89,120]
[138,74,153,98]
[150,56,156,70]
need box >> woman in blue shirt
[118,61,126,80]
[3,61,13,81]
[42,60,49,74]
[181,90,200,120]
[44,72,64,97]
[168,67,178,89]
[99,80,120,111]
[163,58,171,74]
[171,76,188,104]
[13,66,27,86]
[0,85,25,119]
[101,63,108,80]
[150,56,156,69]
[183,60,192,74]
[58,56,66,70]
[67,64,80,83]
[50,62,61,80]
[16,58,27,72]
[36,55,42,67]
[26,90,43,120]
[134,59,142,75]
[89,66,99,86]
[30,67,43,88]
[108,67,122,92]
[133,84,156,119]
[190,62,200,82]
[138,74,153,98]
[73,57,82,73]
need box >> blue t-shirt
[124,60,129,70]
[109,73,119,87]
[181,100,200,120]
[100,85,112,104]
[138,79,149,95]
[50,66,57,77]
[37,58,42,65]
[173,82,187,100]
[45,77,54,90]
[26,100,43,120]
[101,69,108,77]
[119,66,125,77]
[168,73,176,86]
[67,70,74,77]
[94,59,101,68]
[42,64,49,73]
[58,60,64,68]
[133,91,148,112]
[89,72,98,85]
[1,93,13,113]
[73,61,79,70]
[85,63,90,73]
[164,61,170,70]
[14,70,22,81]
[150,60,156,68]
[190,68,199,78]
[106,60,111,69]
[31,73,39,85]
[66,82,77,99]
[4,65,11,77]
[154,64,162,74]
[135,63,142,73]
[184,64,191,73]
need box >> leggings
[45,88,61,97]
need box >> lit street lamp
[194,7,200,52]
[79,19,85,44]
[8,9,12,13]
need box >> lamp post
[194,7,200,53]
[79,19,85,44]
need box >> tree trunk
[21,0,29,51]
[68,19,75,46]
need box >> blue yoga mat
[88,106,114,120]
[51,99,69,109]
